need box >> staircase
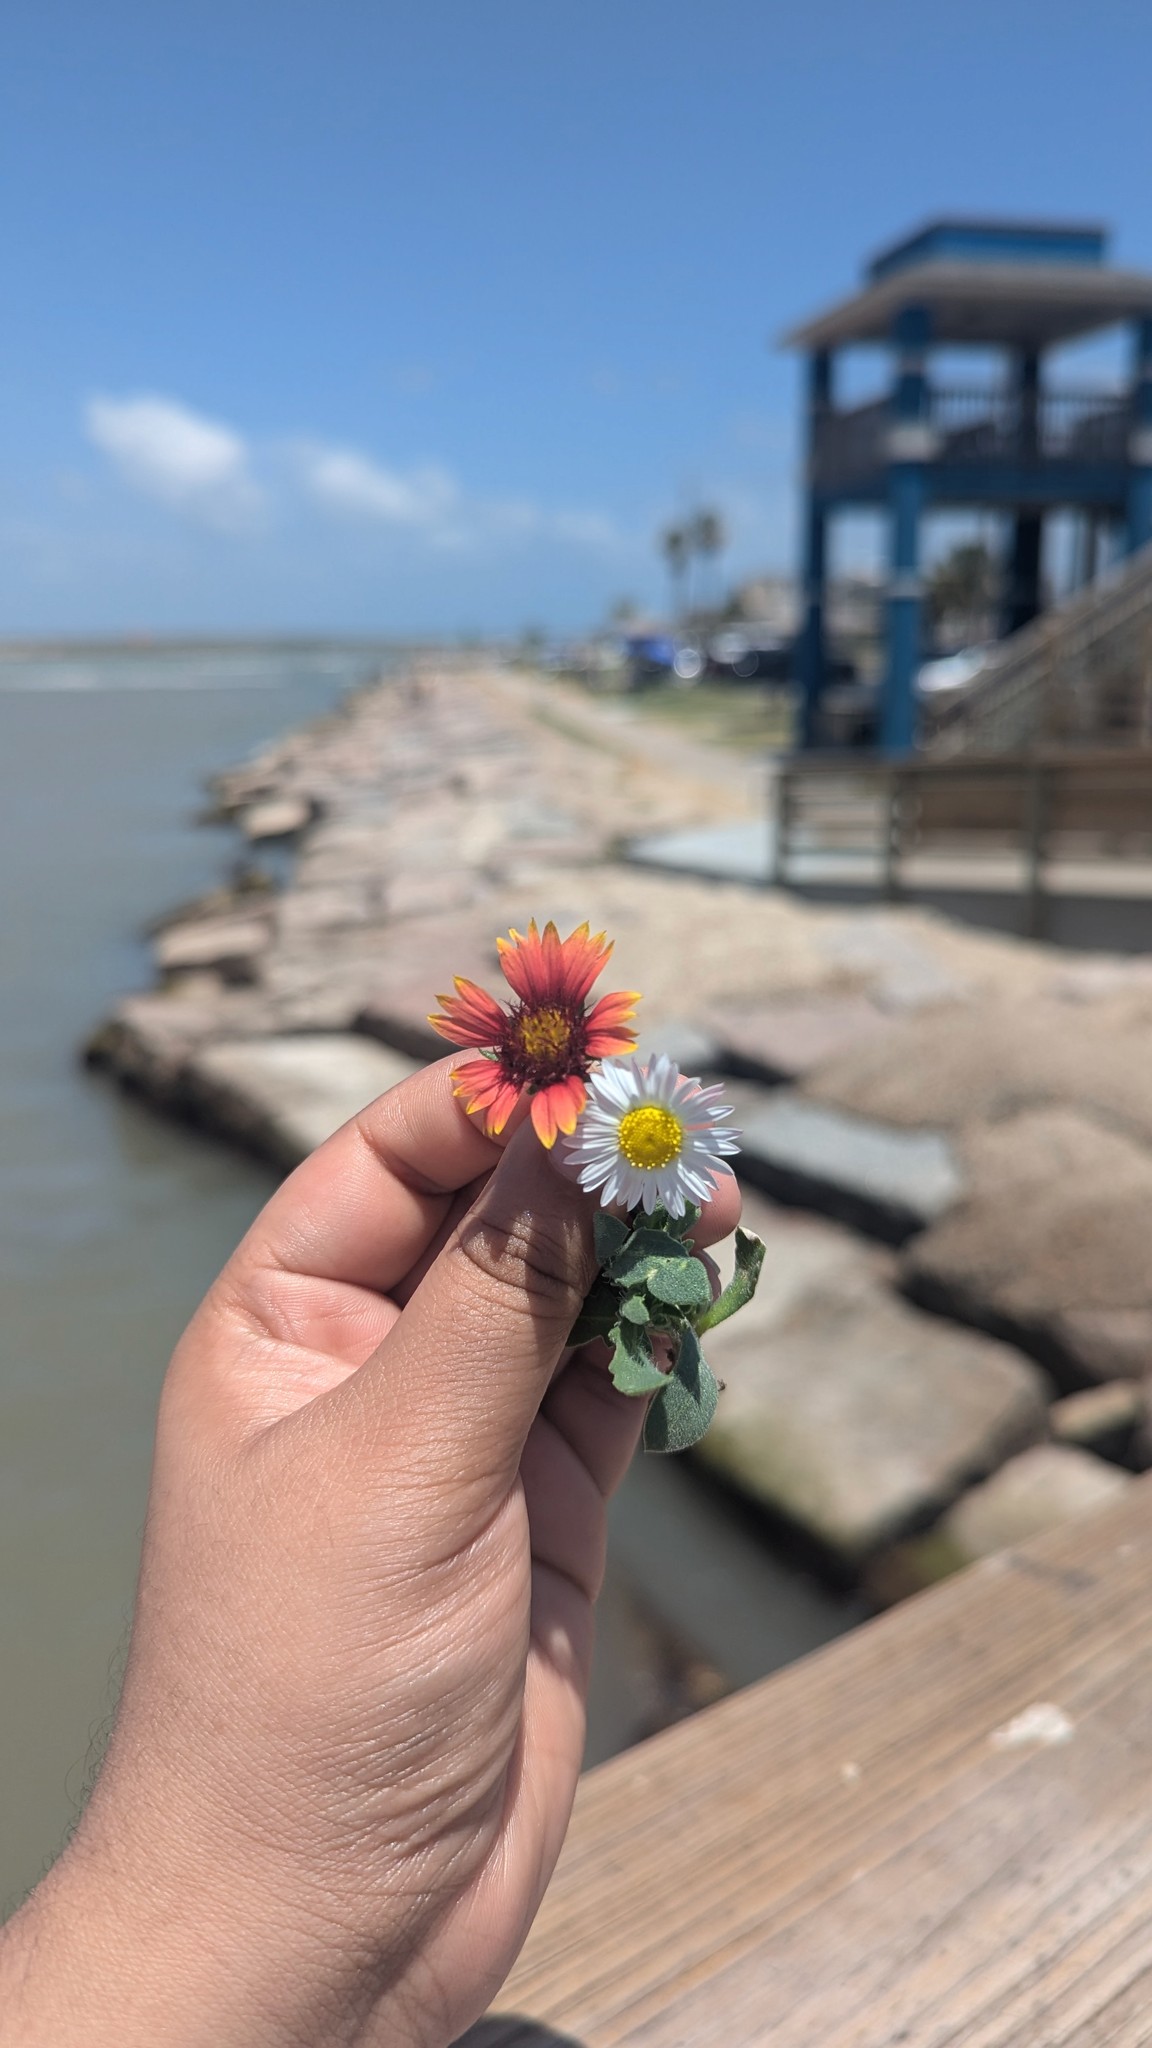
[930,540,1152,755]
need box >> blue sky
[4,0,1152,636]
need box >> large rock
[729,1086,962,1243]
[708,994,894,1085]
[903,1108,1152,1385]
[804,997,1152,1147]
[697,1194,1048,1570]
[184,1035,420,1168]
[154,914,271,978]
[936,1443,1131,1562]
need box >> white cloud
[299,445,459,529]
[85,394,264,527]
[298,438,621,556]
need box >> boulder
[903,1108,1152,1385]
[240,795,314,841]
[804,998,1152,1148]
[938,1443,1131,1562]
[707,995,893,1086]
[697,1194,1048,1571]
[154,915,270,978]
[1049,1381,1147,1462]
[728,1086,962,1243]
[184,1035,420,1168]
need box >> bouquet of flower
[431,918,764,1452]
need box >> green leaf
[593,1211,630,1267]
[648,1202,699,1240]
[606,1229,692,1287]
[619,1294,651,1325]
[643,1327,720,1452]
[568,1277,620,1348]
[647,1256,712,1310]
[694,1229,766,1334]
[608,1320,669,1397]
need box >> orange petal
[451,1056,508,1110]
[429,977,507,1048]
[558,923,613,1003]
[497,920,548,1004]
[530,1077,585,1147]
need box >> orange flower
[429,919,640,1146]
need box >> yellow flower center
[617,1104,684,1170]
[518,1006,572,1061]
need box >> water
[0,646,860,1913]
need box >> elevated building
[784,219,1152,752]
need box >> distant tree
[927,541,999,646]
[660,524,690,623]
[691,508,727,613]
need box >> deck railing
[813,387,1130,490]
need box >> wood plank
[472,1481,1152,2046]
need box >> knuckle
[453,1199,592,1327]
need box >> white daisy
[562,1054,740,1217]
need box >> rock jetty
[87,658,1152,1597]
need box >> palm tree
[660,524,690,624]
[691,508,727,613]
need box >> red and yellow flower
[429,919,639,1146]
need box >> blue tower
[784,220,1152,755]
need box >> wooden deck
[471,1480,1152,2046]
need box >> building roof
[783,219,1152,351]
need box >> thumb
[316,1121,598,1521]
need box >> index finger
[227,1056,503,1301]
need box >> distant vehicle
[916,644,996,698]
[708,628,793,682]
[623,632,677,689]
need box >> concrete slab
[185,1034,420,1168]
[729,1085,963,1243]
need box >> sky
[4,0,1152,638]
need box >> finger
[315,1122,598,1515]
[222,1057,504,1306]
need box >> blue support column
[1127,316,1152,556]
[881,307,932,756]
[797,349,832,749]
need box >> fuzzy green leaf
[593,1211,630,1267]
[643,1327,720,1452]
[647,1256,712,1311]
[608,1320,669,1397]
[568,1278,620,1348]
[606,1229,692,1287]
[694,1229,766,1334]
[619,1294,651,1325]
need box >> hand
[1,1057,739,2047]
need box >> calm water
[0,647,859,1913]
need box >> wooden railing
[931,543,1152,755]
[772,750,1152,933]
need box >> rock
[84,986,279,1103]
[804,998,1152,1149]
[903,1109,1152,1386]
[241,795,313,840]
[867,1443,1133,1604]
[728,1085,962,1243]
[939,1444,1131,1561]
[632,1016,723,1074]
[696,1194,1048,1570]
[357,913,506,1062]
[154,915,271,978]
[184,1035,421,1168]
[1050,1381,1147,1461]
[706,995,893,1085]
